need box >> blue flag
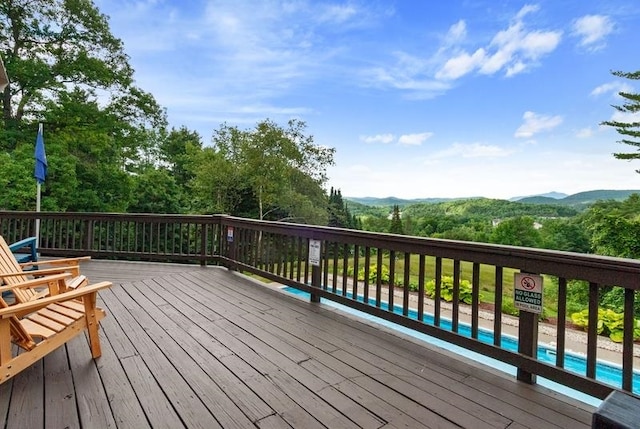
[34,124,47,184]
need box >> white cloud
[318,4,358,23]
[515,111,563,138]
[576,127,593,138]
[398,132,433,145]
[572,15,614,50]
[436,49,486,80]
[610,110,640,124]
[591,81,634,97]
[432,142,514,159]
[360,133,395,144]
[445,20,467,44]
[436,5,561,81]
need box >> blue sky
[95,0,640,199]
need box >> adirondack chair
[0,235,90,303]
[0,275,112,384]
[7,236,38,264]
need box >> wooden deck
[0,260,595,428]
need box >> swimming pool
[282,286,640,406]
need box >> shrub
[356,264,390,284]
[425,276,473,304]
[571,308,640,343]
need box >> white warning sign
[514,273,543,314]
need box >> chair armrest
[8,237,36,252]
[0,281,112,318]
[8,237,37,262]
[0,268,76,279]
[20,256,91,269]
[0,273,72,294]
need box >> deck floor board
[0,260,595,428]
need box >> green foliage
[355,264,390,284]
[490,216,541,248]
[389,205,404,234]
[207,119,334,223]
[425,276,473,304]
[328,188,359,229]
[580,194,640,258]
[501,300,520,316]
[570,308,640,343]
[601,69,640,170]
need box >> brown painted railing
[2,210,640,400]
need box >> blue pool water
[282,286,640,406]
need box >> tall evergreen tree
[601,69,640,172]
[389,204,404,235]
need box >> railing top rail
[0,211,222,223]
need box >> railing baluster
[353,244,359,300]
[471,262,480,339]
[452,259,460,333]
[418,254,425,322]
[494,266,503,347]
[341,244,349,296]
[556,277,567,368]
[363,247,370,304]
[376,250,382,307]
[434,256,442,327]
[586,282,599,379]
[623,287,634,392]
[403,253,410,316]
[332,242,338,294]
[388,250,395,311]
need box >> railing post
[83,219,94,252]
[517,311,538,384]
[515,272,541,384]
[200,223,207,267]
[309,239,321,303]
[226,225,237,271]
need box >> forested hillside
[347,194,640,258]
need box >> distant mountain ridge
[346,190,640,207]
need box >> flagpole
[34,123,45,251]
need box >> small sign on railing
[308,239,321,267]
[226,226,234,242]
[514,273,543,314]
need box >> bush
[571,308,640,343]
[356,264,390,284]
[425,276,473,304]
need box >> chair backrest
[0,236,38,302]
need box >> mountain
[346,190,640,208]
[517,190,640,206]
[510,191,567,201]
[345,196,476,207]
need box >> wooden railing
[2,210,640,400]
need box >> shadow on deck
[0,260,595,428]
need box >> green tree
[160,127,203,188]
[0,0,167,212]
[208,119,334,223]
[490,216,540,248]
[128,167,183,214]
[581,194,640,258]
[389,204,404,235]
[601,70,640,171]
[328,187,358,229]
[0,0,140,127]
[539,218,591,253]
